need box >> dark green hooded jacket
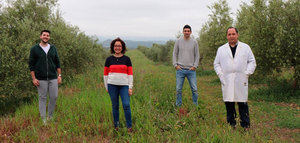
[29,44,61,80]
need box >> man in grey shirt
[173,25,200,107]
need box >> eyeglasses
[114,45,122,47]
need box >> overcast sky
[57,0,251,41]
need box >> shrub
[0,0,109,115]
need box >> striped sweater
[103,55,133,90]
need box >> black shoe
[229,124,236,130]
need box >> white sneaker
[42,118,47,125]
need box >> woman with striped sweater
[103,38,133,132]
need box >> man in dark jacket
[29,30,61,124]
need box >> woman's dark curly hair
[110,37,127,54]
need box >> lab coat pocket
[242,73,248,86]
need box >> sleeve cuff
[245,71,251,75]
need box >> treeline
[137,40,175,65]
[199,0,299,88]
[0,0,109,114]
[138,0,299,89]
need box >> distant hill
[101,39,167,49]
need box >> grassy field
[1,50,299,142]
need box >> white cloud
[58,0,251,40]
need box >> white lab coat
[214,41,256,102]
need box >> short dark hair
[226,27,238,34]
[110,37,127,54]
[183,24,192,31]
[41,30,51,35]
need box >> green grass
[1,50,299,142]
[197,69,216,77]
[249,79,300,104]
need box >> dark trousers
[225,102,250,128]
[108,84,132,128]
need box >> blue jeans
[176,69,198,106]
[108,84,132,128]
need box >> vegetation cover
[0,0,109,114]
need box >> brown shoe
[127,128,133,133]
[179,108,187,117]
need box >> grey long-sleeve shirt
[172,36,200,69]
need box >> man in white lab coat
[214,27,256,129]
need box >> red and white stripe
[103,65,133,90]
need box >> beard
[41,39,49,44]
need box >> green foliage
[197,69,216,77]
[137,40,175,65]
[236,0,299,86]
[0,0,109,115]
[0,50,298,142]
[198,0,233,64]
[276,110,300,129]
[249,78,300,104]
[199,0,299,100]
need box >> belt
[181,68,190,70]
